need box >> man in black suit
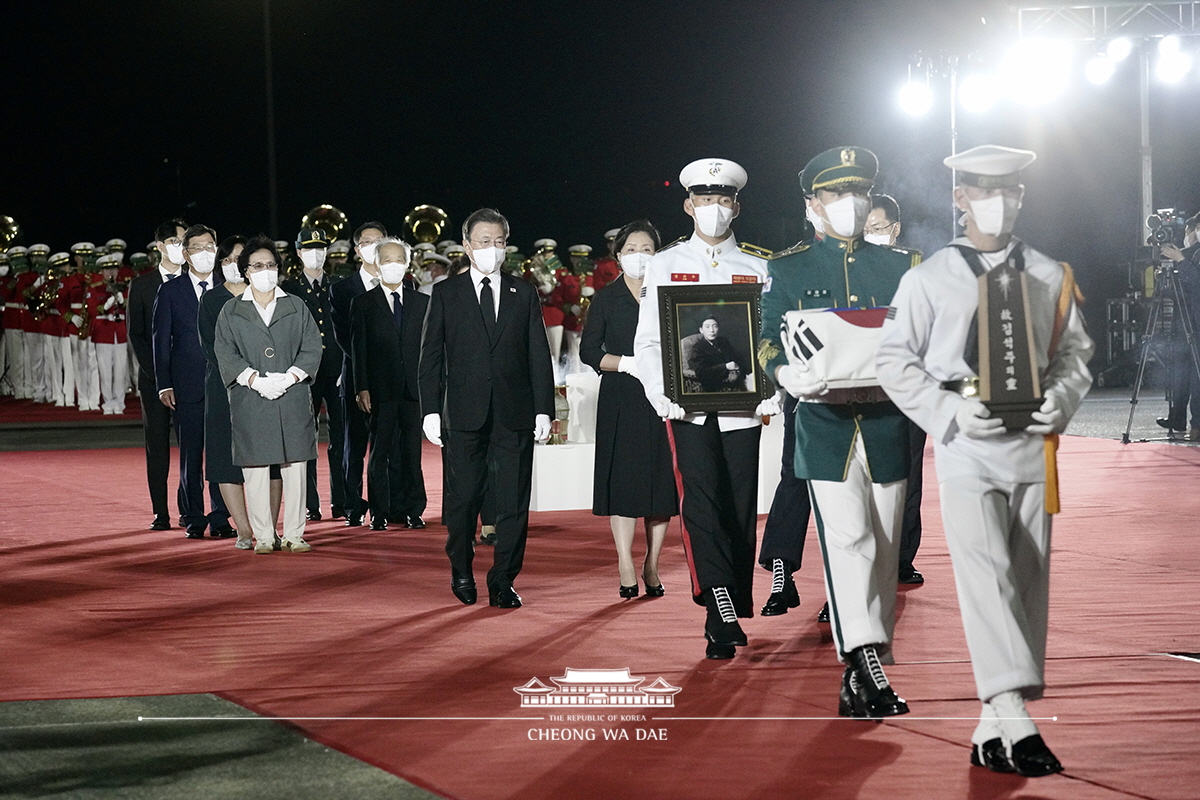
[350,238,429,531]
[686,316,749,392]
[152,223,232,539]
[126,218,186,531]
[329,221,387,527]
[282,226,346,521]
[419,208,555,609]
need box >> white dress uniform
[876,236,1093,701]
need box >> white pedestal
[530,442,595,512]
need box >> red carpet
[1,438,1198,799]
[0,394,142,424]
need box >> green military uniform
[760,234,920,482]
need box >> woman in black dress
[198,236,280,549]
[581,220,677,598]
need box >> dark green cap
[800,146,878,195]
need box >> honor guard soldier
[759,146,920,717]
[503,244,525,275]
[129,251,150,274]
[40,252,72,405]
[877,145,1093,776]
[592,229,622,289]
[89,254,130,414]
[327,239,351,277]
[66,242,101,410]
[0,252,14,396]
[527,238,566,375]
[562,244,596,372]
[633,157,779,659]
[13,247,43,401]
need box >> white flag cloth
[781,307,888,389]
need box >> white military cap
[106,238,127,251]
[944,145,1036,189]
[28,244,50,255]
[533,238,557,250]
[98,254,118,267]
[505,245,519,253]
[425,253,451,266]
[71,241,95,254]
[273,240,289,251]
[679,158,748,196]
[50,251,71,265]
[604,228,620,239]
[329,239,351,254]
[413,242,436,252]
[444,244,466,257]
[8,245,28,257]
[568,244,592,255]
[435,239,457,254]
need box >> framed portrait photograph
[657,283,772,413]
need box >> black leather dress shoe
[1009,734,1064,777]
[705,641,736,659]
[970,738,1016,773]
[898,566,925,585]
[817,602,830,623]
[345,514,363,527]
[370,517,387,531]
[452,575,478,605]
[761,577,800,616]
[480,531,497,546]
[211,526,237,539]
[150,516,170,531]
[405,515,426,529]
[839,646,910,718]
[178,516,186,529]
[330,506,346,520]
[306,508,322,521]
[1157,416,1186,431]
[489,586,522,608]
[704,618,747,647]
[184,530,206,540]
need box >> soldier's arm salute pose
[877,145,1093,777]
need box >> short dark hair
[216,235,247,271]
[461,208,509,242]
[353,221,387,244]
[870,194,900,224]
[701,315,719,327]
[182,224,217,250]
[1187,213,1200,232]
[612,219,662,256]
[237,234,281,280]
[154,218,188,242]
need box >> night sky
[6,0,1200,327]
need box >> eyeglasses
[161,238,183,247]
[864,222,897,235]
[187,244,217,253]
[247,261,278,272]
[469,238,507,249]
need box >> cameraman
[1158,213,1200,437]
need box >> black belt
[941,378,980,398]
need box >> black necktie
[166,273,177,281]
[480,277,496,338]
[391,291,403,330]
[199,280,208,296]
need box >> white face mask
[806,204,825,236]
[1185,232,1198,249]
[692,203,735,238]
[300,249,327,271]
[164,243,185,265]
[222,262,244,284]
[358,242,379,266]
[379,261,408,285]
[821,195,870,238]
[864,233,892,246]
[470,246,504,275]
[249,270,278,293]
[967,193,1020,237]
[619,252,652,279]
[0,265,9,277]
[189,251,216,274]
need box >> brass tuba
[0,215,20,249]
[30,266,59,320]
[300,205,349,243]
[404,205,449,244]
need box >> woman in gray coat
[214,236,323,553]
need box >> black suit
[419,270,554,593]
[329,270,377,519]
[283,273,346,516]
[350,285,429,522]
[127,269,173,520]
[152,273,229,534]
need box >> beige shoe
[254,543,273,554]
[283,539,312,553]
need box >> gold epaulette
[878,243,923,267]
[756,338,781,370]
[659,236,687,252]
[769,240,812,260]
[738,242,772,259]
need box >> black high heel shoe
[642,569,664,597]
[619,584,639,599]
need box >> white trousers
[73,337,99,410]
[940,476,1050,702]
[244,461,306,547]
[28,332,48,401]
[7,328,29,398]
[809,434,906,663]
[0,330,8,395]
[96,342,128,413]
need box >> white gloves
[1025,393,1067,435]
[649,393,687,420]
[617,355,639,378]
[534,413,552,443]
[754,395,782,417]
[423,413,443,448]
[581,286,595,297]
[954,398,1005,439]
[115,291,124,305]
[103,296,116,311]
[264,371,297,396]
[775,364,828,399]
[570,304,582,316]
[251,373,287,400]
[70,314,83,328]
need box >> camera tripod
[1123,254,1200,443]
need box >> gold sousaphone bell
[404,205,449,244]
[300,204,349,243]
[1,215,21,249]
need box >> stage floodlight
[1157,51,1193,83]
[1000,38,1073,106]
[959,73,999,112]
[1107,37,1133,62]
[1085,55,1116,85]
[898,81,934,116]
[1159,35,1181,55]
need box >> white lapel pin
[509,286,516,292]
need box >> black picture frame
[658,283,771,413]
